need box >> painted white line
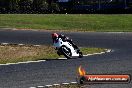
[94,52,103,55]
[18,60,46,64]
[37,60,46,62]
[25,61,41,63]
[58,58,67,60]
[100,52,105,54]
[62,83,70,85]
[18,44,24,46]
[53,84,60,86]
[29,87,36,88]
[83,54,93,56]
[6,63,20,65]
[37,86,44,88]
[45,85,52,87]
[33,45,41,47]
[106,49,111,53]
[83,55,88,56]
[87,54,94,56]
[106,32,124,34]
[70,82,77,84]
[18,61,30,64]
[23,60,46,63]
[83,49,112,57]
[1,43,9,45]
[0,64,10,66]
[0,60,46,66]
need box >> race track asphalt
[0,29,132,88]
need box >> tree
[19,0,33,13]
[33,0,51,13]
[9,0,20,11]
[0,0,21,13]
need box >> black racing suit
[58,34,79,50]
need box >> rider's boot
[57,51,61,56]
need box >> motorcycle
[53,37,83,59]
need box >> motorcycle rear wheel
[79,52,83,58]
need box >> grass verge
[0,14,132,32]
[0,45,105,64]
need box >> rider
[51,33,79,50]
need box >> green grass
[0,45,105,64]
[0,14,132,32]
[80,47,106,55]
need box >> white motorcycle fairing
[53,38,80,57]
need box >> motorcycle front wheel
[60,46,72,59]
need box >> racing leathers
[58,34,79,50]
